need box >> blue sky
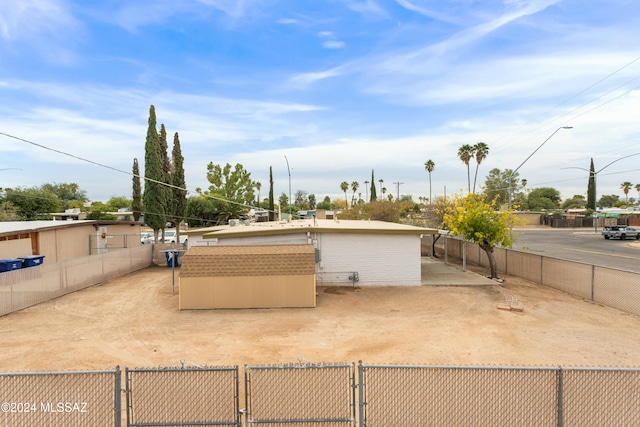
[1,0,640,205]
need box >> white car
[140,232,154,244]
[163,230,188,244]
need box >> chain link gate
[245,362,356,426]
[125,364,241,427]
[0,367,121,427]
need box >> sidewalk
[421,257,497,286]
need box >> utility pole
[393,181,403,200]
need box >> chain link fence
[0,245,153,317]
[125,364,240,427]
[359,363,559,426]
[0,367,121,427]
[429,235,640,317]
[245,362,356,426]
[2,364,640,426]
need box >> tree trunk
[431,234,441,258]
[480,243,497,279]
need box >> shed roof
[180,244,316,277]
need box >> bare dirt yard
[2,261,640,372]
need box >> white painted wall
[187,230,422,286]
[315,233,421,286]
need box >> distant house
[182,218,436,287]
[0,220,142,262]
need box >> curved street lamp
[508,126,573,209]
[562,152,640,233]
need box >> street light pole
[284,155,291,219]
[508,126,572,209]
[563,152,640,233]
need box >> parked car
[140,232,154,244]
[163,230,188,244]
[602,226,640,240]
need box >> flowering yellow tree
[442,193,520,279]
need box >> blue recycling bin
[165,251,180,267]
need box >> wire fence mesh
[432,235,640,317]
[2,364,640,426]
[125,365,240,427]
[359,364,558,427]
[245,362,356,426]
[0,367,121,427]
[0,245,152,316]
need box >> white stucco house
[183,218,437,287]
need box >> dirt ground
[2,261,640,372]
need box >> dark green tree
[483,168,520,206]
[316,196,332,210]
[308,194,317,209]
[204,163,255,204]
[268,166,275,221]
[527,187,561,210]
[40,182,87,210]
[132,158,143,222]
[370,170,377,201]
[170,132,187,234]
[4,187,62,220]
[142,105,167,237]
[185,195,218,227]
[587,158,596,210]
[562,195,587,210]
[598,194,619,208]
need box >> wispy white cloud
[0,0,82,63]
[288,66,347,86]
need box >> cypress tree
[587,158,596,210]
[370,169,377,201]
[268,166,275,221]
[142,105,167,236]
[171,132,187,233]
[131,158,143,222]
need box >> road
[510,228,640,273]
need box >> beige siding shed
[179,244,316,310]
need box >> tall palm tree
[621,181,633,203]
[364,180,370,202]
[379,179,384,196]
[424,159,435,204]
[635,183,640,204]
[255,182,262,208]
[472,142,489,194]
[458,144,475,194]
[350,181,359,207]
[340,181,349,208]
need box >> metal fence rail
[0,367,121,427]
[125,365,240,427]
[245,362,356,426]
[431,235,640,317]
[2,364,640,426]
[0,245,153,317]
[358,363,558,426]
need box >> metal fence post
[557,366,564,427]
[591,264,595,301]
[358,361,365,427]
[114,366,121,427]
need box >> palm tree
[350,181,359,207]
[635,183,640,204]
[621,181,633,203]
[255,182,262,208]
[424,159,435,205]
[379,179,384,196]
[364,180,370,202]
[472,142,489,194]
[457,144,475,194]
[340,181,349,208]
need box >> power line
[0,131,284,219]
